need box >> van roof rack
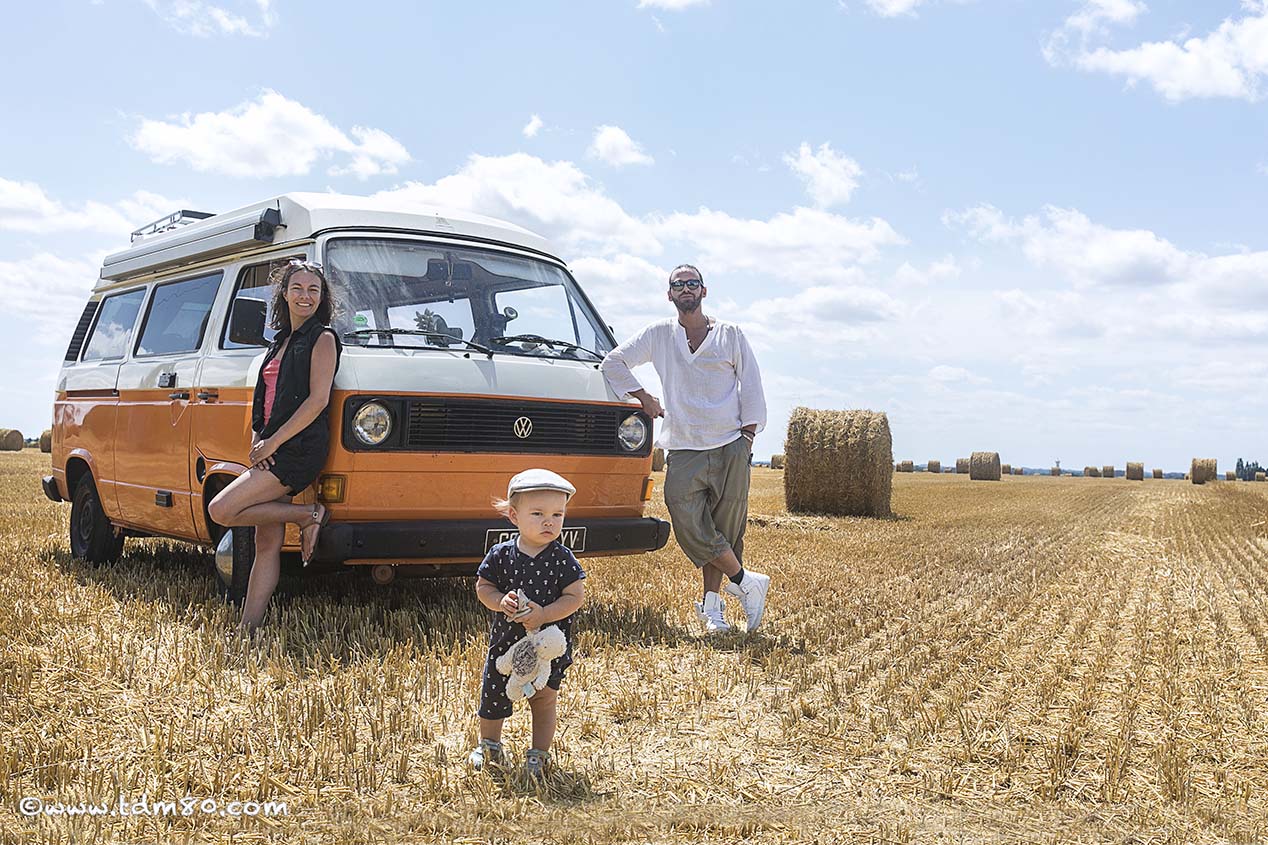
[130,209,216,243]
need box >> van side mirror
[228,298,268,346]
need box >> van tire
[216,526,255,606]
[70,475,124,564]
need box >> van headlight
[617,413,648,452]
[353,401,393,446]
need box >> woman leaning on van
[209,259,342,631]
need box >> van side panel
[113,357,202,540]
[56,361,125,515]
[189,351,258,542]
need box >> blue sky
[4,0,1268,471]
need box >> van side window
[222,260,296,349]
[135,272,223,357]
[81,289,146,362]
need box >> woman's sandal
[301,503,330,567]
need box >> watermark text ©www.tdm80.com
[19,794,290,819]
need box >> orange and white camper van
[44,194,668,600]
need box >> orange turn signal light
[318,474,346,503]
[641,477,655,502]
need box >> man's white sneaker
[724,571,770,632]
[693,591,731,634]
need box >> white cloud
[657,206,904,281]
[929,364,987,384]
[587,125,655,167]
[0,252,104,335]
[522,114,544,138]
[1063,0,1146,35]
[783,142,863,208]
[372,153,660,256]
[636,0,708,9]
[569,254,672,338]
[947,204,1190,287]
[131,90,410,179]
[1052,3,1268,101]
[867,0,925,16]
[0,178,180,237]
[894,254,961,286]
[144,0,277,37]
[742,284,904,350]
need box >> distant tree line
[1236,458,1263,480]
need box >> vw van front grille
[402,398,639,455]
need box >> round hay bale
[39,429,52,453]
[1102,465,1114,478]
[1050,467,1060,476]
[652,447,665,472]
[1001,463,1011,475]
[0,429,23,452]
[1190,458,1217,485]
[1013,467,1023,475]
[1152,468,1163,479]
[955,458,969,474]
[1257,472,1266,482]
[927,460,941,474]
[898,460,914,473]
[1226,470,1237,481]
[784,407,892,518]
[1126,462,1144,481]
[970,451,1001,481]
[1084,466,1100,478]
[770,453,784,470]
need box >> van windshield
[324,238,613,360]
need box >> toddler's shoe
[468,738,506,772]
[524,748,550,783]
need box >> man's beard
[673,296,700,314]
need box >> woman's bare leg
[239,512,287,632]
[209,468,315,529]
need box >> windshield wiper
[343,328,493,357]
[490,334,605,361]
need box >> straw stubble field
[3,450,1268,844]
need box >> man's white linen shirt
[601,318,767,451]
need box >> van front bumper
[313,516,671,565]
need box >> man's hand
[632,390,664,419]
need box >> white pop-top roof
[97,192,558,289]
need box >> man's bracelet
[741,430,755,441]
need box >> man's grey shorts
[663,435,751,568]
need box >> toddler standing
[470,469,586,780]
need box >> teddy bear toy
[497,623,568,702]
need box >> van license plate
[485,527,586,553]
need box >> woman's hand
[249,437,278,470]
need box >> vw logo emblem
[513,416,533,438]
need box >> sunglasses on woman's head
[669,279,702,290]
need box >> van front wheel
[214,526,254,606]
[70,475,124,564]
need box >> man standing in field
[601,264,770,634]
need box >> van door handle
[158,372,177,389]
[168,391,191,400]
[196,390,219,402]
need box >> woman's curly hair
[267,259,338,334]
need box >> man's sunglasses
[669,279,703,290]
